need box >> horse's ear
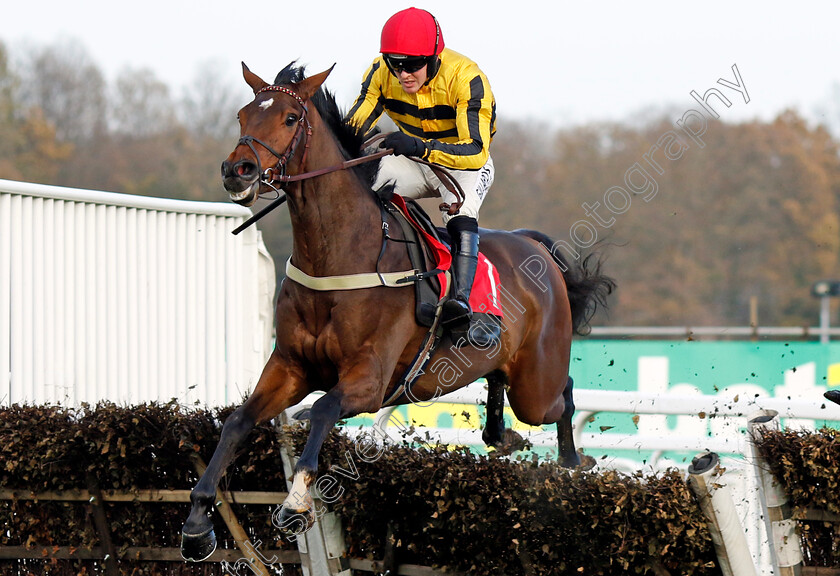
[294,64,336,101]
[242,62,269,94]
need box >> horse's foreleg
[276,368,381,536]
[181,355,306,561]
[274,390,342,537]
[181,405,254,560]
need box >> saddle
[378,194,504,407]
[384,195,504,328]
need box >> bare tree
[178,59,243,141]
[0,42,22,177]
[15,37,107,143]
[815,82,840,138]
[111,67,178,137]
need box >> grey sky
[2,0,838,127]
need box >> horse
[181,62,614,560]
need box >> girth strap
[285,258,419,291]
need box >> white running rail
[0,179,276,407]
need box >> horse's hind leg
[482,370,507,447]
[556,376,581,468]
[181,354,307,561]
[506,365,580,467]
[481,370,527,454]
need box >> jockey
[347,7,497,342]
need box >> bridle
[230,84,466,234]
[238,84,399,197]
[238,85,313,196]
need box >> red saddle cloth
[390,195,504,318]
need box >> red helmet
[380,8,444,56]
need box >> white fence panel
[0,179,275,407]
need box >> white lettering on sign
[636,357,826,436]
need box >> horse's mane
[274,62,379,185]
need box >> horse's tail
[513,229,615,336]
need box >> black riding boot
[442,217,500,347]
[441,228,479,331]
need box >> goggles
[384,54,430,74]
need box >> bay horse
[181,62,614,560]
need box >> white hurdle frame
[288,382,840,575]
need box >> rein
[231,143,392,235]
[231,87,466,235]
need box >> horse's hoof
[181,527,217,562]
[502,429,528,452]
[488,429,528,457]
[574,452,597,471]
[561,455,580,468]
[559,448,584,469]
[275,505,315,537]
[481,426,503,448]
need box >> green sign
[342,341,840,460]
[571,340,840,396]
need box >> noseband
[238,85,312,194]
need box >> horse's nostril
[222,160,257,180]
[234,161,257,179]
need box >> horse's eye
[285,114,298,127]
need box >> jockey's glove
[382,131,427,158]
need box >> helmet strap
[425,14,441,83]
[432,14,440,55]
[425,55,441,84]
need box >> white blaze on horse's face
[259,98,274,111]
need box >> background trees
[475,113,840,327]
[2,38,839,327]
